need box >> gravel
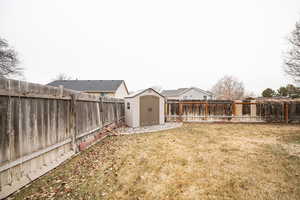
[116,122,182,135]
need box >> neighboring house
[161,87,215,100]
[47,80,129,98]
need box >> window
[101,93,105,97]
[203,96,207,100]
[127,102,130,110]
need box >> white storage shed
[125,88,165,127]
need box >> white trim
[125,88,165,99]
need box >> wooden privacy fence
[0,79,124,199]
[166,100,300,123]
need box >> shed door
[140,95,159,126]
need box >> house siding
[85,91,114,97]
[115,81,128,98]
[178,88,214,100]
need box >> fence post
[99,97,104,125]
[6,80,12,166]
[232,101,236,116]
[59,85,64,98]
[169,103,172,121]
[284,103,289,123]
[164,101,167,122]
[96,97,101,127]
[179,102,183,122]
[70,94,77,152]
[205,102,208,120]
[250,100,257,121]
[114,101,118,125]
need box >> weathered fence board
[0,79,124,199]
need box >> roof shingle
[161,87,214,97]
[47,80,123,92]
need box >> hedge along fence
[165,99,300,123]
[0,79,124,199]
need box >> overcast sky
[1,0,300,94]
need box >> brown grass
[12,123,300,200]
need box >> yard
[12,123,300,200]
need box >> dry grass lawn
[12,123,300,200]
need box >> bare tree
[284,20,300,81]
[211,75,245,100]
[52,73,73,81]
[244,91,256,98]
[0,38,22,77]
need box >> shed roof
[47,80,124,92]
[125,88,165,98]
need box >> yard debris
[105,127,119,136]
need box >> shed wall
[125,98,137,127]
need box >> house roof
[125,88,165,98]
[47,80,124,92]
[161,87,214,97]
[160,89,182,97]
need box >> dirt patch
[12,123,300,200]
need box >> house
[125,88,165,127]
[161,87,215,100]
[47,80,129,98]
